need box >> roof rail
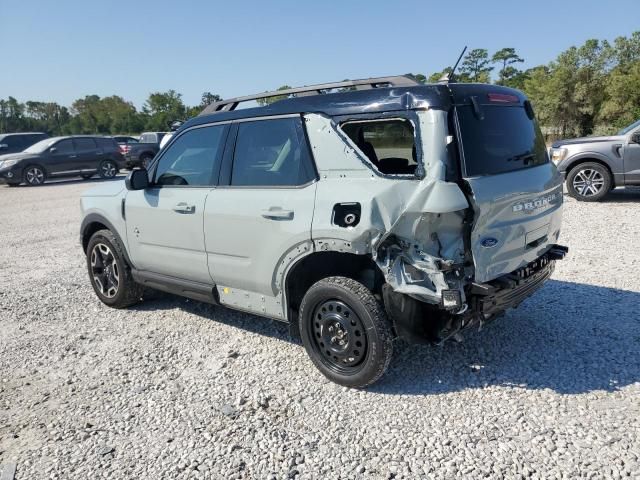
[199,75,420,115]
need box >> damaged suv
[80,76,567,387]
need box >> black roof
[184,83,528,131]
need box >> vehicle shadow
[134,279,640,395]
[372,279,640,395]
[600,186,640,203]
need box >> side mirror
[125,168,149,190]
[631,132,640,144]
[49,147,57,153]
[0,143,8,150]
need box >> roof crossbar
[199,75,420,115]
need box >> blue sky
[1,0,638,109]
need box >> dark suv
[0,136,124,186]
[0,132,49,154]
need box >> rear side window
[154,125,226,187]
[456,104,548,176]
[74,138,97,152]
[231,117,315,187]
[341,119,417,175]
[3,135,25,149]
[140,133,156,143]
[97,137,117,148]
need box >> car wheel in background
[299,276,394,388]
[23,165,46,186]
[99,160,117,179]
[86,229,143,308]
[566,162,612,202]
[140,154,153,169]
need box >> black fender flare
[80,213,135,268]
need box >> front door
[205,116,317,296]
[623,130,640,185]
[125,123,228,284]
[46,138,77,175]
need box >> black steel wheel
[299,276,393,388]
[23,165,46,185]
[86,229,143,308]
[99,160,117,179]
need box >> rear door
[623,129,640,184]
[125,123,228,284]
[454,91,563,283]
[73,137,100,171]
[204,116,317,296]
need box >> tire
[140,154,153,169]
[86,229,143,308]
[566,162,612,202]
[99,160,118,179]
[23,165,46,186]
[299,276,393,388]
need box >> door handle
[173,202,196,214]
[261,207,294,220]
[69,155,77,158]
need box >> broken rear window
[341,119,417,175]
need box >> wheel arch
[564,156,616,186]
[284,251,385,321]
[81,213,134,267]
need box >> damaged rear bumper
[470,245,567,316]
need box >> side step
[131,269,219,305]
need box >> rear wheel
[23,165,46,186]
[99,160,117,179]
[86,229,143,308]
[299,276,393,388]
[566,162,611,202]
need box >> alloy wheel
[311,299,368,374]
[90,243,119,298]
[101,161,117,178]
[572,168,605,197]
[25,167,45,185]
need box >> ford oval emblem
[480,237,499,248]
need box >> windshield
[456,104,548,176]
[23,138,57,153]
[617,119,640,136]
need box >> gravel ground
[0,178,639,479]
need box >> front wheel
[99,160,118,179]
[23,165,46,186]
[86,229,143,308]
[299,276,394,388]
[566,162,611,202]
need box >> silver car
[80,76,567,388]
[550,119,640,201]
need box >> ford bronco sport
[80,76,567,388]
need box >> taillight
[119,144,130,154]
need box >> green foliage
[492,48,525,85]
[0,90,222,136]
[460,49,493,82]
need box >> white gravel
[1,178,639,479]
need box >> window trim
[218,114,319,190]
[334,112,423,179]
[51,138,76,155]
[148,123,231,189]
[73,137,98,153]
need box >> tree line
[1,32,638,140]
